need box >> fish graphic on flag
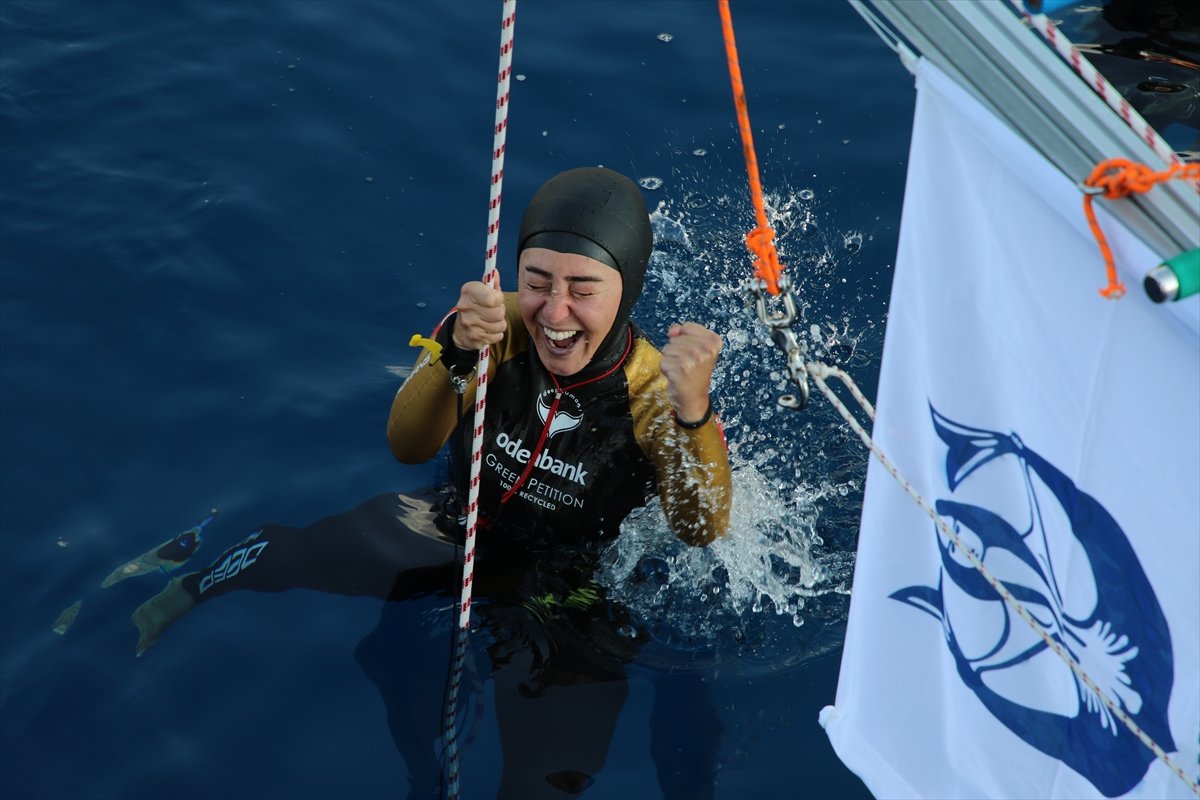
[891,407,1175,797]
[820,58,1198,800]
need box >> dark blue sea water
[0,1,920,798]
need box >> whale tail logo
[892,405,1175,797]
[537,390,583,439]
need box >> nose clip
[750,274,809,410]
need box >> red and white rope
[442,4,515,798]
[1013,0,1192,177]
[459,0,516,632]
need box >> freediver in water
[128,167,732,799]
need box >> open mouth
[543,327,581,353]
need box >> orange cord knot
[1082,158,1200,300]
[719,0,788,298]
[746,225,784,295]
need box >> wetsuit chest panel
[474,350,656,545]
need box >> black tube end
[1144,274,1168,303]
[1143,265,1179,304]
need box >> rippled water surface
[0,1,922,797]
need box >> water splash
[602,185,883,674]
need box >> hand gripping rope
[717,2,1196,793]
[458,0,514,635]
[441,3,516,799]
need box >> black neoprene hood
[517,167,654,371]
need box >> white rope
[805,360,1197,796]
[845,0,919,75]
[442,3,516,798]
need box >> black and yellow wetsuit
[159,167,731,799]
[171,301,730,799]
[389,293,731,550]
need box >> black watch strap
[674,400,713,430]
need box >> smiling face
[517,247,623,377]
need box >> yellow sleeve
[627,338,732,546]
[387,294,525,464]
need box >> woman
[134,167,731,798]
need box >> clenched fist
[660,322,722,424]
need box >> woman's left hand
[660,322,722,424]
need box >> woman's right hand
[451,281,507,350]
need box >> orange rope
[718,0,785,296]
[1082,158,1200,299]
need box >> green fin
[131,576,196,657]
[101,510,216,588]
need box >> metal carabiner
[748,274,810,409]
[752,273,798,330]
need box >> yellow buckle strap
[409,334,443,364]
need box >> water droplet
[844,233,862,254]
[56,537,68,548]
[618,624,638,639]
[638,176,663,190]
[657,33,673,42]
[515,74,526,81]
[541,130,548,137]
[692,148,707,157]
[287,87,295,93]
[416,301,427,309]
[798,188,815,201]
[364,176,374,183]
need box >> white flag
[821,58,1200,800]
